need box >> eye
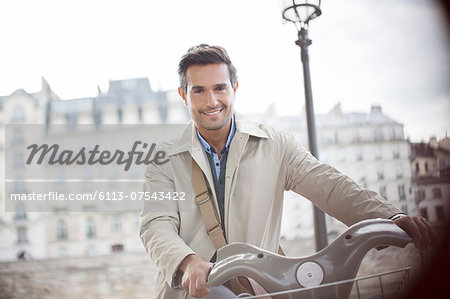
[193,88,204,94]
[215,86,226,92]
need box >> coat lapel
[224,131,249,233]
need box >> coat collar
[167,112,268,157]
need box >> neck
[197,119,232,156]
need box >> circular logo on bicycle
[296,261,324,287]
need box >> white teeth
[206,110,220,115]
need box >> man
[140,44,433,299]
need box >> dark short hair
[178,44,238,92]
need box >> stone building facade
[0,77,188,262]
[266,104,416,240]
[410,137,450,224]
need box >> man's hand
[179,254,213,298]
[393,215,435,249]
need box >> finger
[396,217,421,248]
[185,275,205,298]
[420,217,436,246]
[409,220,422,249]
[189,280,202,298]
[195,275,209,297]
[413,217,429,249]
[182,276,190,292]
[190,282,208,298]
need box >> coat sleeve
[281,132,402,226]
[140,159,195,288]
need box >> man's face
[178,63,238,132]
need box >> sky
[0,0,449,142]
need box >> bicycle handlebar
[207,219,412,299]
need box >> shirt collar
[166,112,267,157]
[196,114,236,154]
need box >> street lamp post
[278,0,328,251]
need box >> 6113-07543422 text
[9,191,186,201]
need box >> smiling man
[179,62,237,158]
[140,44,434,299]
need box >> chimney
[429,136,438,149]
[329,102,343,116]
[370,105,382,114]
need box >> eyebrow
[191,83,228,90]
[214,83,228,88]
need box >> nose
[206,90,219,107]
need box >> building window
[86,218,96,239]
[14,203,27,220]
[11,128,24,145]
[12,106,25,123]
[94,108,102,127]
[419,207,428,219]
[392,147,400,159]
[416,189,425,201]
[438,158,446,169]
[57,220,68,240]
[14,180,26,193]
[374,147,382,160]
[13,152,24,169]
[138,105,143,123]
[436,206,445,222]
[389,128,396,141]
[112,216,121,232]
[13,181,25,194]
[356,148,363,161]
[414,162,419,174]
[373,129,382,141]
[398,185,406,201]
[379,186,387,199]
[17,227,28,244]
[65,113,77,131]
[396,164,404,179]
[432,188,442,199]
[424,162,429,172]
[111,244,124,253]
[117,107,123,123]
[377,169,384,181]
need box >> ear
[233,80,239,94]
[178,87,188,107]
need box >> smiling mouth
[203,108,223,116]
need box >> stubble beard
[195,106,233,131]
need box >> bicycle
[207,219,413,299]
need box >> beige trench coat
[140,113,402,299]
